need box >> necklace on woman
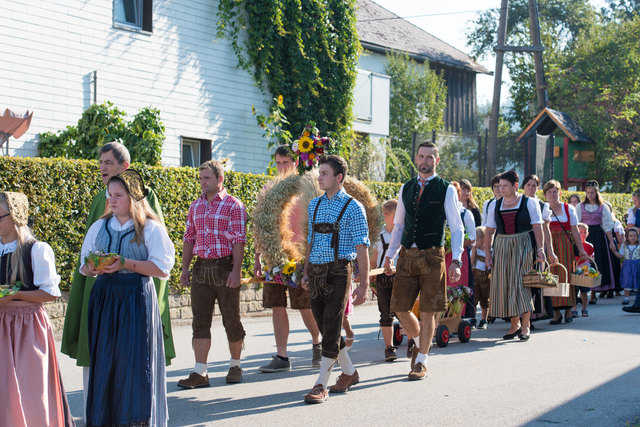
[502,195,520,207]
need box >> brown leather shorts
[191,256,245,342]
[390,247,446,313]
[472,269,491,309]
[263,283,311,309]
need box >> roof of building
[356,0,490,74]
[517,107,594,143]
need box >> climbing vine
[216,0,360,155]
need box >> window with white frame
[181,137,212,168]
[114,0,152,32]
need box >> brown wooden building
[356,0,490,134]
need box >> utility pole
[528,0,548,110]
[486,0,509,182]
[487,0,547,179]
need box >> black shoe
[503,328,521,340]
[529,323,536,330]
[565,316,573,323]
[606,291,614,299]
[518,332,530,341]
[468,318,477,329]
[622,305,640,313]
[550,315,563,325]
[589,298,597,305]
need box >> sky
[369,0,608,107]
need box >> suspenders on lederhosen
[309,197,353,263]
[307,196,353,299]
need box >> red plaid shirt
[183,188,247,259]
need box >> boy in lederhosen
[302,155,370,404]
[372,199,400,361]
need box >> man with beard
[383,142,464,380]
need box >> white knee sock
[337,347,356,376]
[229,358,241,368]
[194,362,207,376]
[83,366,90,422]
[315,356,335,387]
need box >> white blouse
[627,207,638,226]
[548,203,579,226]
[461,207,477,243]
[0,240,61,297]
[485,195,544,229]
[532,197,552,222]
[80,217,175,278]
[576,203,614,232]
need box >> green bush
[38,102,164,165]
[0,156,632,292]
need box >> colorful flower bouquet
[0,282,21,298]
[265,259,300,288]
[571,263,602,288]
[291,122,334,175]
[85,250,124,271]
[442,286,471,318]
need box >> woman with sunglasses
[576,180,617,304]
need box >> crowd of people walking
[0,140,639,425]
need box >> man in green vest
[61,141,175,417]
[383,142,464,381]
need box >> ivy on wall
[216,0,360,154]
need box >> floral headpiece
[291,122,334,175]
[109,169,148,201]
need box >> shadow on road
[166,389,310,425]
[522,365,640,426]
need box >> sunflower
[277,95,284,105]
[298,136,314,153]
[282,260,297,275]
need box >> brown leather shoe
[408,362,428,381]
[177,372,210,389]
[226,366,242,384]
[411,347,419,370]
[304,384,328,404]
[329,370,360,393]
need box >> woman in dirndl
[522,174,555,321]
[485,170,545,341]
[576,180,616,304]
[80,170,174,427]
[543,180,588,324]
[0,192,74,427]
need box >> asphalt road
[57,295,640,426]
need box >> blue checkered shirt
[307,188,370,264]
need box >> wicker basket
[543,263,569,297]
[571,257,602,288]
[523,261,559,288]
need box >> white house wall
[0,0,272,173]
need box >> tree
[384,52,447,182]
[466,0,597,129]
[547,16,640,191]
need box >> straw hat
[0,191,29,226]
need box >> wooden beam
[563,137,569,189]
[494,45,544,53]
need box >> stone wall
[46,284,266,339]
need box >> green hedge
[0,156,632,292]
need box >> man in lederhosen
[301,155,370,404]
[383,142,464,380]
